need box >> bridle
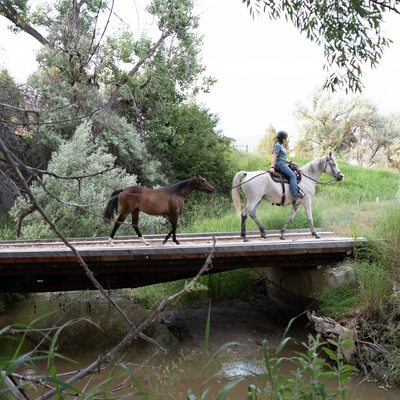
[301,155,342,185]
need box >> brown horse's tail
[232,171,246,217]
[103,189,124,225]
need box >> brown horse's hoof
[243,238,249,242]
[280,236,286,240]
[261,232,267,239]
[314,234,322,239]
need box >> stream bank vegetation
[1,303,359,400]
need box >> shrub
[10,120,165,239]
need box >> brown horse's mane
[164,177,194,194]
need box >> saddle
[269,163,302,206]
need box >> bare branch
[37,239,216,400]
[0,156,120,181]
[0,102,78,114]
[0,106,104,126]
[0,1,50,46]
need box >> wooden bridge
[0,229,356,293]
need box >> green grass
[125,268,264,309]
[179,158,400,235]
[315,200,400,320]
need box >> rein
[231,171,269,189]
[301,155,340,185]
[300,171,338,185]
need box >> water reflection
[1,292,400,400]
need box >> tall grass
[316,200,400,320]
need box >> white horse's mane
[301,156,325,177]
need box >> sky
[1,0,400,149]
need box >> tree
[167,102,235,194]
[293,89,400,167]
[0,70,31,211]
[292,135,314,158]
[0,0,213,187]
[348,113,400,168]
[255,124,277,156]
[242,0,400,93]
[293,89,357,156]
[384,134,400,169]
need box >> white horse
[232,153,344,241]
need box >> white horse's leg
[241,200,266,242]
[303,201,321,239]
[241,212,250,242]
[249,201,267,239]
[108,237,114,247]
[280,203,300,240]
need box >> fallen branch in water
[307,311,356,362]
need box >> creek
[0,292,399,400]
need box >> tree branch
[104,28,174,113]
[0,1,50,46]
[37,240,216,400]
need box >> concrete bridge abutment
[265,262,355,314]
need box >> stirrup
[292,191,305,202]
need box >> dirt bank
[160,295,314,355]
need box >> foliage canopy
[242,0,399,93]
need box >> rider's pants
[276,163,299,196]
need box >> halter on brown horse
[103,173,214,246]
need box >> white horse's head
[325,152,344,181]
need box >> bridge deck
[0,229,356,293]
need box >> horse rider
[270,130,305,201]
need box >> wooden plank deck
[0,229,357,293]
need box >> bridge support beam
[265,262,354,314]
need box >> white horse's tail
[232,171,247,217]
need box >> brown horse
[103,173,214,246]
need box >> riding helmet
[276,131,288,140]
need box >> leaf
[187,389,197,400]
[323,347,337,361]
[215,378,245,400]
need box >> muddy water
[1,293,399,400]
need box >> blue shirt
[273,142,287,166]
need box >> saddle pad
[269,172,302,184]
